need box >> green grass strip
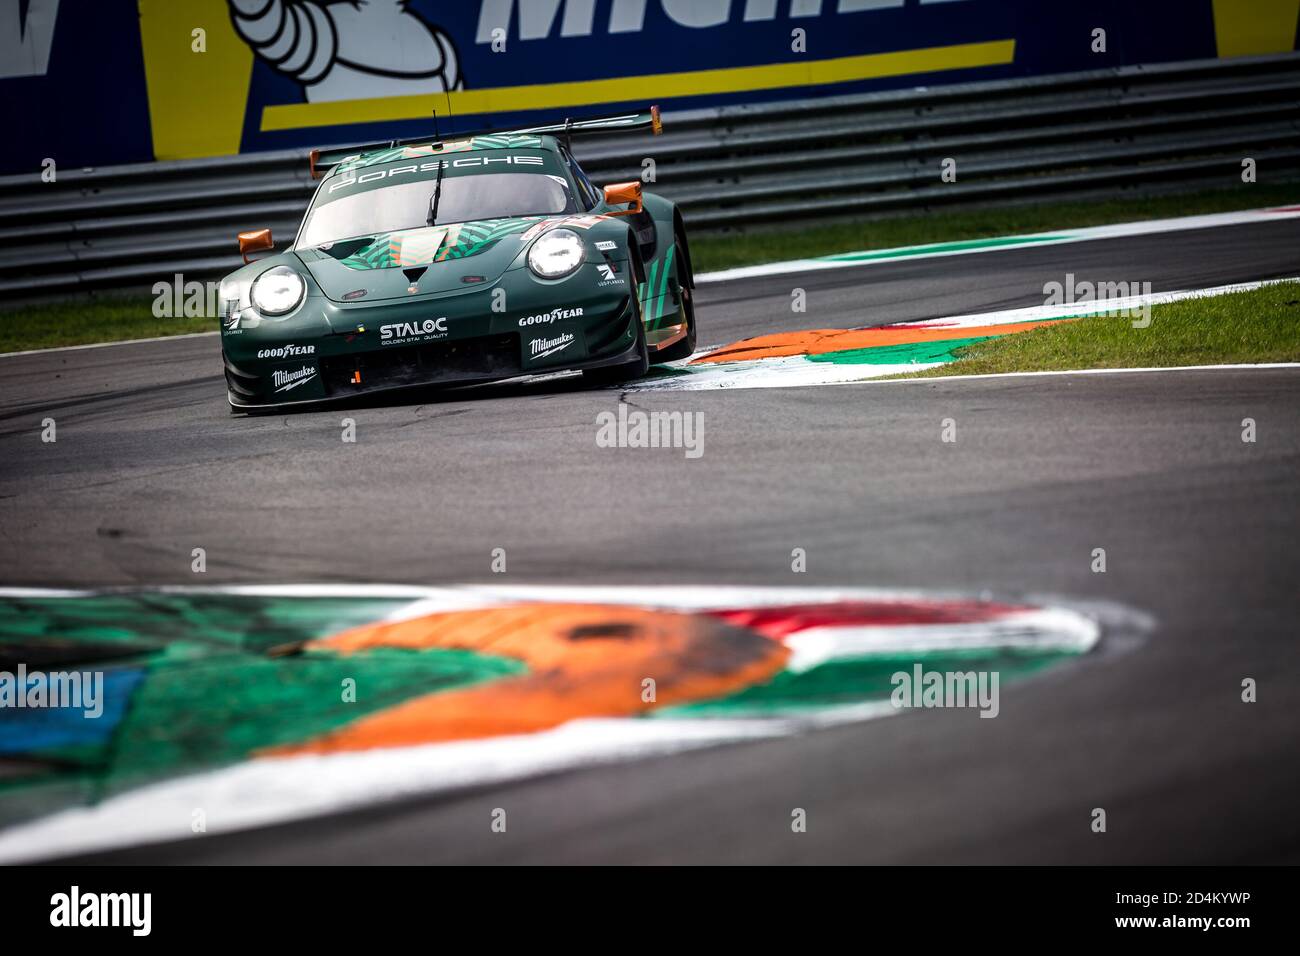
[904,281,1300,377]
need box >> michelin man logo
[227,0,463,102]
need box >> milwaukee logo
[272,365,318,393]
[529,332,575,359]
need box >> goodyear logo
[257,344,315,359]
[519,306,583,327]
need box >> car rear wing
[309,106,662,179]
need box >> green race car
[218,107,696,411]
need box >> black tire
[650,230,696,364]
[582,247,647,390]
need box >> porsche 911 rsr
[218,107,696,411]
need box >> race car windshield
[299,173,575,248]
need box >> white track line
[863,362,1300,386]
[0,329,218,359]
[697,205,1300,283]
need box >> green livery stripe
[337,217,538,270]
[656,245,675,325]
[638,245,678,329]
[441,217,534,259]
[642,258,659,326]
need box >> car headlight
[251,266,306,316]
[527,228,585,278]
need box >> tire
[583,249,649,386]
[650,230,696,364]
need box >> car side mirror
[602,182,643,216]
[238,228,274,264]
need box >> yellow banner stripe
[1212,0,1300,57]
[261,39,1016,133]
[141,0,254,160]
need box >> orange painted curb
[264,603,789,756]
[691,320,1070,364]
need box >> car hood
[297,216,571,302]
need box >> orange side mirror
[603,181,643,216]
[238,228,274,264]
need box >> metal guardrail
[2,53,1298,300]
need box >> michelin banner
[3,0,1298,175]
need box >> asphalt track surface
[1,218,1298,863]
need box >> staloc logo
[519,306,583,327]
[381,317,448,341]
[50,885,151,936]
[257,343,315,359]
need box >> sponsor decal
[595,240,617,252]
[257,343,315,359]
[596,263,621,286]
[272,365,319,393]
[327,155,546,194]
[380,317,449,343]
[529,332,575,360]
[519,306,583,327]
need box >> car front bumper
[224,291,641,410]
